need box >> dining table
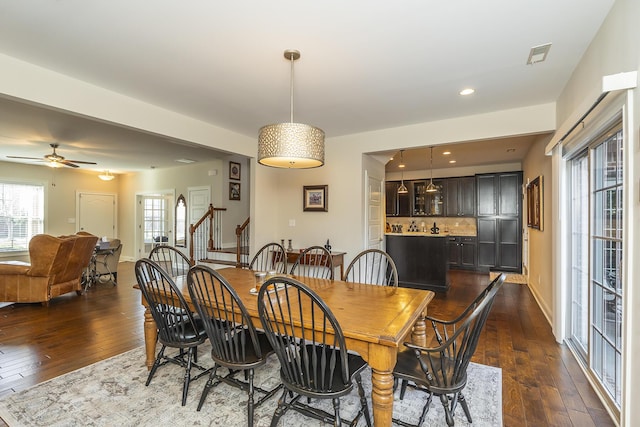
[137,267,434,426]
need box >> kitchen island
[386,233,449,292]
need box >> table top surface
[172,267,434,348]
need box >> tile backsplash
[386,217,477,236]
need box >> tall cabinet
[476,172,522,272]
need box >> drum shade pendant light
[258,49,325,168]
[398,150,408,194]
[426,146,438,193]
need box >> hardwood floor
[0,264,615,426]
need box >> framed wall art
[229,161,241,180]
[229,182,241,201]
[526,176,543,230]
[303,185,328,212]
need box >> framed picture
[229,182,241,201]
[229,161,241,180]
[526,176,543,231]
[303,185,328,212]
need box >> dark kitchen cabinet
[385,181,410,217]
[476,172,522,272]
[411,179,445,216]
[445,176,476,217]
[447,236,477,270]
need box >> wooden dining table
[137,267,434,426]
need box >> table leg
[411,311,427,348]
[143,305,158,370]
[367,345,396,426]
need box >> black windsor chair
[257,276,371,427]
[149,244,192,277]
[342,248,399,287]
[289,245,334,280]
[134,258,210,406]
[249,242,287,274]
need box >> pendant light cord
[290,54,295,123]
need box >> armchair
[0,232,98,305]
[94,238,122,284]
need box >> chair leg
[399,379,409,399]
[332,398,341,427]
[458,392,472,423]
[355,372,372,427]
[270,388,289,427]
[181,347,196,406]
[439,393,455,427]
[247,369,255,427]
[146,345,166,386]
[197,366,220,411]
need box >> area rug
[0,344,502,426]
[490,271,528,285]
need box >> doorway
[135,190,174,258]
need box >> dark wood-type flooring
[0,264,615,426]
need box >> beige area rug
[490,271,528,285]
[0,343,502,426]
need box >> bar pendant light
[426,147,438,193]
[398,150,408,194]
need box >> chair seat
[394,346,467,395]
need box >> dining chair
[149,244,192,277]
[249,242,287,274]
[187,265,281,426]
[342,248,398,286]
[257,276,371,427]
[134,258,210,406]
[289,245,334,280]
[392,273,505,427]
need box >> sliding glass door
[568,122,623,408]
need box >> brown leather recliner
[0,232,99,305]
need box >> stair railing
[189,204,226,265]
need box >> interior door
[77,192,117,238]
[366,173,383,250]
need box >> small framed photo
[303,185,328,212]
[229,161,241,180]
[229,182,241,201]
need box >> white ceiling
[0,1,614,173]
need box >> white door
[188,186,211,225]
[77,192,117,238]
[366,173,383,249]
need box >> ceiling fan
[7,143,97,168]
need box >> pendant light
[258,49,325,168]
[425,146,438,193]
[398,150,408,194]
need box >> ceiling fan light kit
[258,49,325,169]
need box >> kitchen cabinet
[386,234,449,292]
[445,176,476,217]
[476,172,522,272]
[447,236,477,270]
[411,179,445,216]
[385,181,410,217]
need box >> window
[0,182,45,252]
[143,196,168,245]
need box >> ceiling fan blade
[60,160,80,168]
[6,155,43,160]
[65,159,97,165]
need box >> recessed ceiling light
[459,88,475,96]
[442,151,451,155]
[399,164,405,168]
[527,43,552,65]
[449,160,456,164]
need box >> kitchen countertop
[385,231,477,237]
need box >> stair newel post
[188,223,195,265]
[207,204,214,251]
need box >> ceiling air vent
[527,43,552,65]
